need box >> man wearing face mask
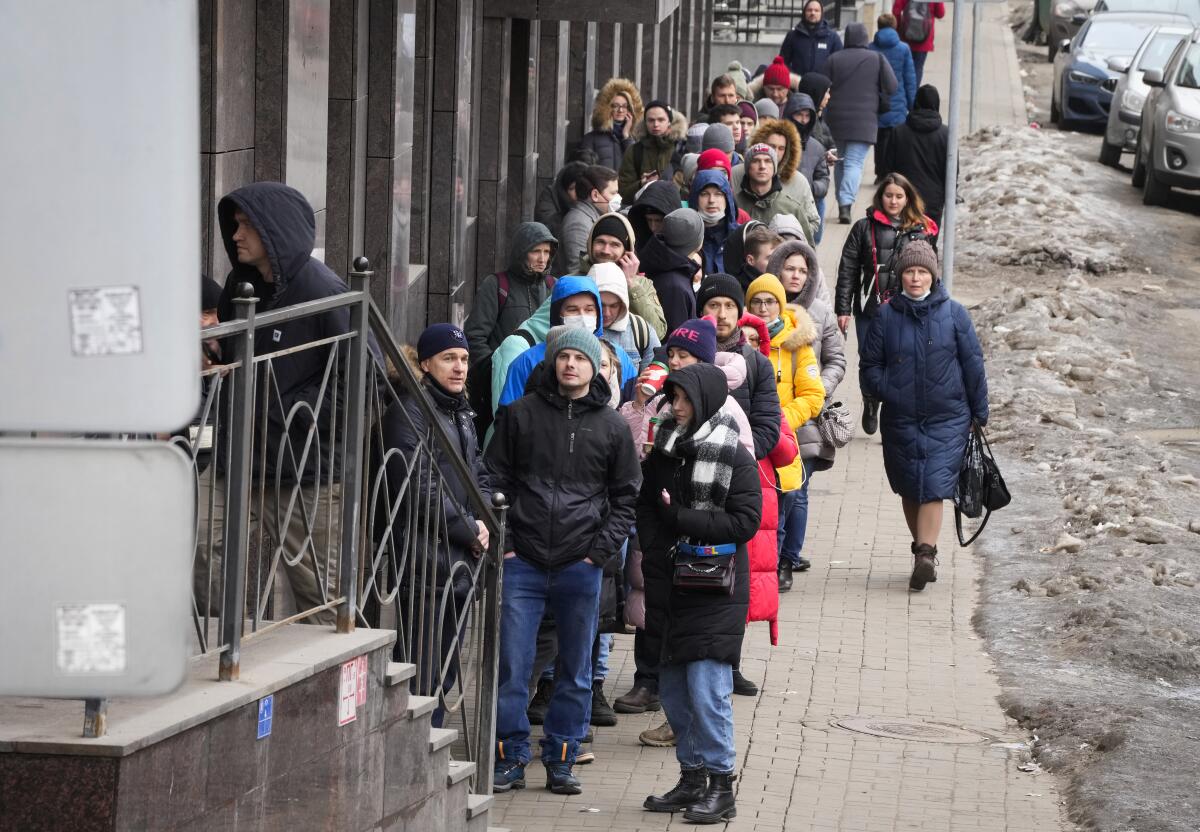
[496,275,638,411]
[558,166,622,276]
[689,169,741,275]
[579,212,668,339]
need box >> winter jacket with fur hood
[825,23,899,146]
[637,364,760,666]
[617,108,690,203]
[578,78,643,171]
[579,211,668,339]
[731,119,820,242]
[735,170,816,249]
[487,362,641,573]
[464,221,558,366]
[860,282,987,502]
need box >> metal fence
[713,0,842,45]
[181,258,506,793]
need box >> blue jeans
[659,659,736,774]
[815,197,827,244]
[912,50,928,86]
[777,458,816,565]
[835,140,872,208]
[497,557,602,766]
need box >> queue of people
[201,8,978,821]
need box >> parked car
[1049,0,1098,61]
[1133,28,1200,203]
[1052,11,1192,129]
[1094,0,1200,19]
[1100,24,1193,165]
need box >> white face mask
[700,208,724,226]
[608,194,623,213]
[561,313,598,332]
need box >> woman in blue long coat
[859,240,988,591]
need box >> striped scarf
[654,409,740,511]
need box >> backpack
[901,1,933,43]
[465,270,553,436]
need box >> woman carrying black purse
[637,363,762,824]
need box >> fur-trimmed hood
[592,77,644,132]
[765,239,820,299]
[749,118,800,183]
[780,304,817,350]
[632,108,690,143]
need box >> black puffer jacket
[835,208,934,318]
[724,343,782,461]
[486,368,641,572]
[216,182,354,483]
[637,364,762,666]
[640,233,699,334]
[380,373,492,599]
[884,86,949,221]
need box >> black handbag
[672,542,736,595]
[954,424,1011,546]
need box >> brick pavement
[491,9,1064,830]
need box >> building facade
[200,0,714,342]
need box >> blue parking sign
[257,695,273,739]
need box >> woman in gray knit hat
[858,239,989,592]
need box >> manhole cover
[831,716,987,744]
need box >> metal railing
[713,0,843,45]
[181,257,506,793]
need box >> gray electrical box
[0,439,194,697]
[0,2,200,433]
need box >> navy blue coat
[860,284,988,502]
[779,20,844,76]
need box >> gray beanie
[701,122,735,155]
[746,142,778,169]
[754,98,780,120]
[768,213,806,241]
[686,122,708,154]
[546,325,603,376]
[661,208,705,259]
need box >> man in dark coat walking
[825,23,898,223]
[883,84,949,228]
[780,0,844,76]
[487,328,641,796]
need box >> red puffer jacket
[746,412,798,645]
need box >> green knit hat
[545,325,602,376]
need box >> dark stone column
[254,0,332,251]
[565,21,594,152]
[596,22,618,82]
[199,0,256,283]
[325,0,369,280]
[658,9,675,110]
[475,16,511,277]
[639,21,659,104]
[536,21,569,198]
[677,0,694,117]
[507,19,540,237]
[363,0,418,337]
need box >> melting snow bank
[958,126,1128,275]
[958,129,1200,832]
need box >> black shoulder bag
[953,424,1011,546]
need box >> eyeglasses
[749,297,779,309]
[610,103,630,112]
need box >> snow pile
[957,127,1128,275]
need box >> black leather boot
[862,398,879,435]
[777,560,794,592]
[643,767,707,813]
[910,543,938,591]
[683,771,737,823]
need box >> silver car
[1100,24,1193,165]
[1133,28,1200,203]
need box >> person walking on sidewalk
[639,363,762,823]
[487,328,640,795]
[892,0,946,86]
[780,0,844,76]
[869,14,918,180]
[883,84,949,229]
[858,241,988,591]
[835,173,937,435]
[825,22,898,225]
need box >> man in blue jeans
[486,327,640,795]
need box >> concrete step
[466,793,493,819]
[406,694,438,721]
[446,759,477,786]
[385,661,416,686]
[429,726,458,753]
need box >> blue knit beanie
[664,318,717,365]
[417,323,469,361]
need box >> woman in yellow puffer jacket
[745,273,825,590]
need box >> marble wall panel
[535,21,568,181]
[620,22,642,85]
[206,149,256,283]
[285,0,331,212]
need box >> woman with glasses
[578,78,644,172]
[743,274,826,589]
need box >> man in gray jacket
[825,22,898,223]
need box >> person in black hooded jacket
[486,328,641,795]
[881,84,949,228]
[378,324,492,727]
[638,362,761,823]
[628,180,683,249]
[208,181,361,624]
